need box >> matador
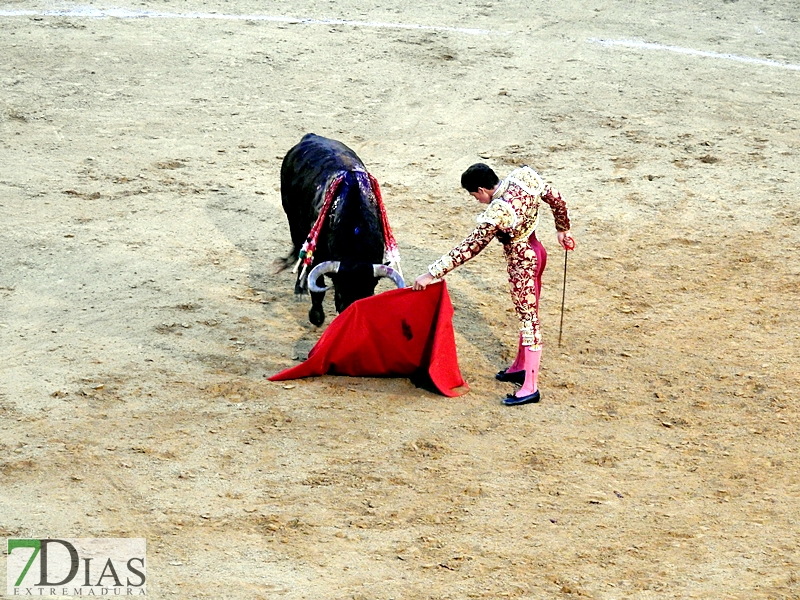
[413,163,574,406]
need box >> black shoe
[502,390,540,406]
[495,369,526,385]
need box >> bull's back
[281,134,365,248]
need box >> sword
[558,236,575,347]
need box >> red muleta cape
[269,282,469,397]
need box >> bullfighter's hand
[558,231,575,251]
[413,272,436,291]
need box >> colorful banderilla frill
[292,171,401,286]
[368,173,402,274]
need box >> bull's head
[308,261,404,314]
[301,170,404,324]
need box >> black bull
[280,133,403,326]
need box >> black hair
[460,163,500,193]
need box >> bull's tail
[272,248,300,274]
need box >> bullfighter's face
[469,187,494,204]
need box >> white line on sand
[0,5,505,35]
[590,38,800,72]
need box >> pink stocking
[507,333,525,373]
[516,347,541,397]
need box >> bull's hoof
[309,307,325,327]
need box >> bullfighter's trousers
[503,232,547,350]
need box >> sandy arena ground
[2,0,800,598]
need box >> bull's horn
[373,264,405,289]
[307,261,341,293]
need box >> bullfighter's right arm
[541,184,571,232]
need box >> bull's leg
[309,289,326,326]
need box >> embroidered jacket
[428,166,570,279]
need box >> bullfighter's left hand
[413,272,436,291]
